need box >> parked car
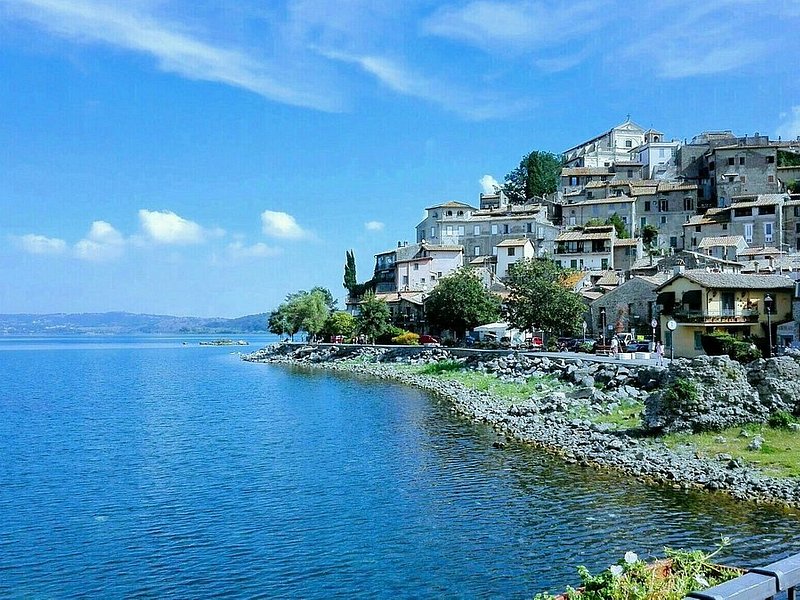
[526,336,544,351]
[419,335,440,346]
[625,341,652,353]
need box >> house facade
[656,270,795,358]
[554,226,616,271]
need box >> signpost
[666,319,677,361]
[650,318,658,350]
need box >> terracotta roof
[736,246,784,257]
[561,271,588,289]
[595,270,623,286]
[573,196,635,206]
[657,270,795,291]
[469,255,497,265]
[425,200,477,210]
[730,194,788,208]
[696,235,746,248]
[557,229,613,242]
[614,238,640,246]
[373,291,425,305]
[656,182,698,192]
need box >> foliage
[419,359,464,374]
[392,332,420,345]
[377,325,407,345]
[356,291,391,343]
[309,286,337,311]
[425,268,502,339]
[343,250,358,291]
[778,150,800,167]
[661,378,701,414]
[641,224,659,251]
[535,540,737,600]
[322,311,356,338]
[787,179,800,194]
[584,214,629,239]
[343,249,376,298]
[701,331,762,363]
[504,258,586,337]
[269,289,333,340]
[502,150,562,203]
[768,410,798,429]
[268,306,294,338]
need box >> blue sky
[1,0,799,317]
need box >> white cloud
[138,209,205,244]
[479,175,500,194]
[261,210,309,240]
[365,220,384,231]
[226,241,282,260]
[74,220,124,261]
[777,106,800,141]
[17,233,67,255]
[0,0,340,111]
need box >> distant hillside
[0,312,269,335]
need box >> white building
[495,238,535,279]
[563,118,648,169]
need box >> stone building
[372,241,462,294]
[696,235,747,261]
[562,118,648,169]
[633,181,698,250]
[784,197,800,252]
[554,226,616,271]
[588,274,669,338]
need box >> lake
[1,336,798,598]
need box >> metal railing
[672,308,760,323]
[687,553,800,600]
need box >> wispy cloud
[0,0,340,111]
[364,220,384,231]
[777,106,800,141]
[74,220,125,261]
[261,210,310,240]
[226,241,282,260]
[16,233,67,255]
[138,209,207,244]
[322,49,530,119]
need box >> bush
[391,332,420,345]
[419,360,463,374]
[701,331,763,364]
[662,378,701,413]
[376,326,407,345]
[768,410,798,429]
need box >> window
[640,217,647,228]
[413,263,419,271]
[695,225,701,232]
[739,175,746,183]
[402,275,409,285]
[644,201,651,211]
[569,216,577,226]
[722,223,728,230]
[430,275,435,281]
[473,225,480,235]
[537,226,544,238]
[625,140,632,148]
[587,191,594,199]
[508,247,516,257]
[420,277,425,284]
[764,222,774,243]
[503,224,509,234]
[670,236,678,248]
[694,331,703,350]
[728,157,735,166]
[601,258,609,270]
[525,222,532,233]
[796,207,800,217]
[474,246,480,256]
[438,272,442,278]
[615,189,623,197]
[684,197,694,211]
[457,210,464,216]
[446,210,453,216]
[659,148,667,158]
[432,212,438,218]
[659,199,669,212]
[709,161,715,171]
[491,224,498,235]
[445,225,453,236]
[430,227,437,238]
[767,175,775,184]
[569,176,579,186]
[744,222,753,243]
[739,157,745,165]
[570,259,578,269]
[457,225,465,236]
[796,223,800,234]
[555,260,562,267]
[660,216,667,225]
[627,169,634,178]
[767,155,775,164]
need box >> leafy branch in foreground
[535,538,737,600]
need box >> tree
[585,213,629,239]
[271,289,332,342]
[504,258,586,340]
[424,268,501,340]
[343,250,357,292]
[641,224,659,253]
[502,150,562,203]
[322,311,356,339]
[356,292,391,344]
[268,306,293,340]
[309,286,337,311]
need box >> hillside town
[349,119,800,358]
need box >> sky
[1,0,800,317]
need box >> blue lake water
[1,336,799,598]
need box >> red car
[419,335,440,346]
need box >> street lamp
[764,294,773,358]
[600,307,606,346]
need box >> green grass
[664,423,800,477]
[590,401,644,430]
[415,364,561,402]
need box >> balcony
[672,308,760,324]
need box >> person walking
[655,340,664,366]
[610,336,619,359]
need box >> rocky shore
[243,343,800,509]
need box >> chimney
[673,259,685,276]
[397,241,402,247]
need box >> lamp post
[764,294,773,358]
[600,307,606,346]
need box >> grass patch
[590,401,644,430]
[416,364,561,402]
[664,423,800,477]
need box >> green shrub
[377,326,407,344]
[420,360,464,374]
[701,331,762,364]
[662,378,701,412]
[391,332,420,345]
[768,410,798,429]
